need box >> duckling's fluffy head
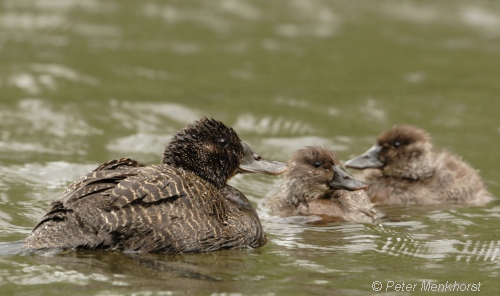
[282,146,366,204]
[377,125,431,149]
[377,125,434,179]
[287,146,340,200]
[377,125,432,167]
[347,125,435,180]
[162,118,243,189]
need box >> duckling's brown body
[305,190,376,223]
[346,125,492,206]
[24,118,286,253]
[267,146,376,224]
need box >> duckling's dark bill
[345,145,384,169]
[238,142,288,175]
[329,166,367,191]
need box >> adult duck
[24,118,287,253]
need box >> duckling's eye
[392,141,401,148]
[218,138,228,147]
[313,161,322,168]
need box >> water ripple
[109,100,200,132]
[233,114,315,136]
[0,162,95,192]
[0,99,102,138]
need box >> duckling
[345,125,492,205]
[267,146,376,224]
[24,118,288,253]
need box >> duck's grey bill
[344,145,384,169]
[329,166,367,191]
[238,142,288,175]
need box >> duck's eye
[313,161,322,168]
[392,141,401,148]
[218,138,228,147]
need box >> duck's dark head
[162,118,287,189]
[283,146,367,203]
[345,125,434,179]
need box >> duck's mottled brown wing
[31,158,144,231]
[58,158,145,201]
[94,158,145,171]
[70,163,228,222]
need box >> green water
[1,0,500,295]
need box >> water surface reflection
[1,0,500,294]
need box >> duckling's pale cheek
[378,153,388,164]
[320,183,330,191]
[305,170,314,177]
